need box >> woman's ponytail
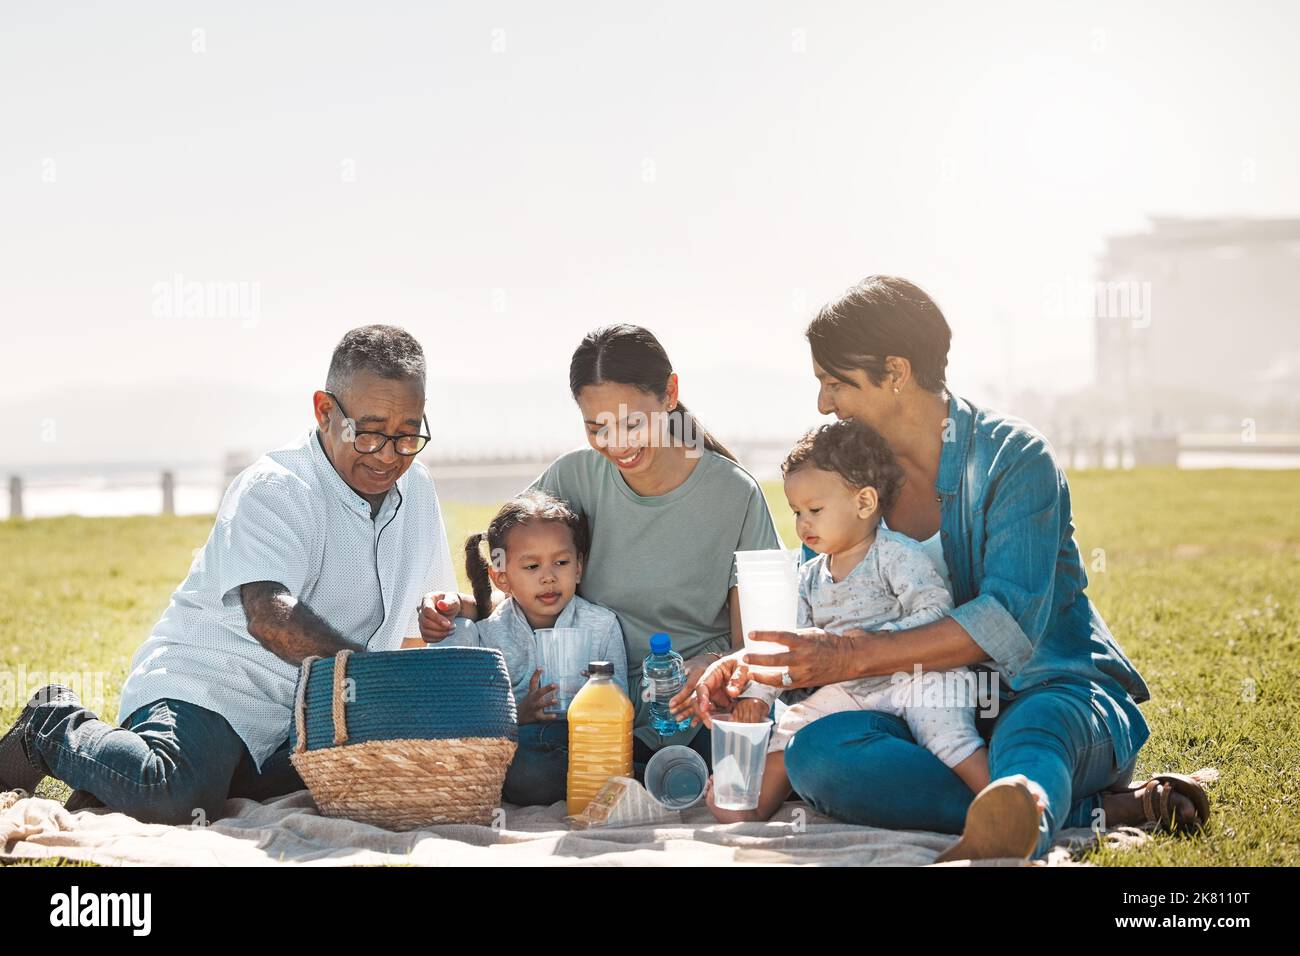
[672,400,737,463]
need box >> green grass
[1,470,1296,865]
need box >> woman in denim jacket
[684,275,1211,861]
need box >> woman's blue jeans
[503,720,713,806]
[783,681,1137,859]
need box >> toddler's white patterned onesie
[769,528,984,769]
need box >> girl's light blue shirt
[443,594,629,706]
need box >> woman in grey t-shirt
[520,324,783,781]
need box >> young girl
[420,490,628,806]
[708,419,989,822]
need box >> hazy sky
[3,0,1298,465]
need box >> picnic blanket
[0,787,1154,866]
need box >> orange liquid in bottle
[566,666,634,815]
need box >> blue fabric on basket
[290,647,519,752]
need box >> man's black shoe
[0,684,79,795]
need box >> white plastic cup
[710,717,773,810]
[736,559,799,571]
[735,548,799,563]
[734,549,800,576]
[535,627,591,714]
[737,578,797,664]
[644,745,709,810]
[735,567,799,583]
[735,570,798,585]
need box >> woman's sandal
[1109,773,1211,834]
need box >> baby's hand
[418,592,461,642]
[730,698,771,723]
[518,669,560,725]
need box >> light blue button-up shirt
[117,428,458,769]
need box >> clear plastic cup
[709,716,773,810]
[644,745,709,810]
[535,627,591,714]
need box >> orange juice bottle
[566,661,634,815]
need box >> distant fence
[1055,434,1300,469]
[7,470,180,520]
[6,435,1299,519]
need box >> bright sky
[3,0,1298,465]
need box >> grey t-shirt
[527,446,782,750]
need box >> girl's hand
[743,627,872,688]
[418,592,462,642]
[518,669,560,725]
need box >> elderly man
[0,325,463,824]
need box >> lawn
[1,469,1296,865]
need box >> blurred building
[1093,216,1300,435]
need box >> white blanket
[0,788,1150,866]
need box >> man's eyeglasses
[325,391,431,456]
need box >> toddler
[709,420,988,822]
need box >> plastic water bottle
[642,632,692,735]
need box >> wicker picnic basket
[289,647,518,830]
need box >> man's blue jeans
[25,696,304,825]
[783,681,1136,859]
[503,720,714,806]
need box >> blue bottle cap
[649,632,671,654]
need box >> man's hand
[240,581,356,665]
[418,592,462,642]
[517,669,560,725]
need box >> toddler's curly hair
[781,419,906,511]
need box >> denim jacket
[938,393,1151,770]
